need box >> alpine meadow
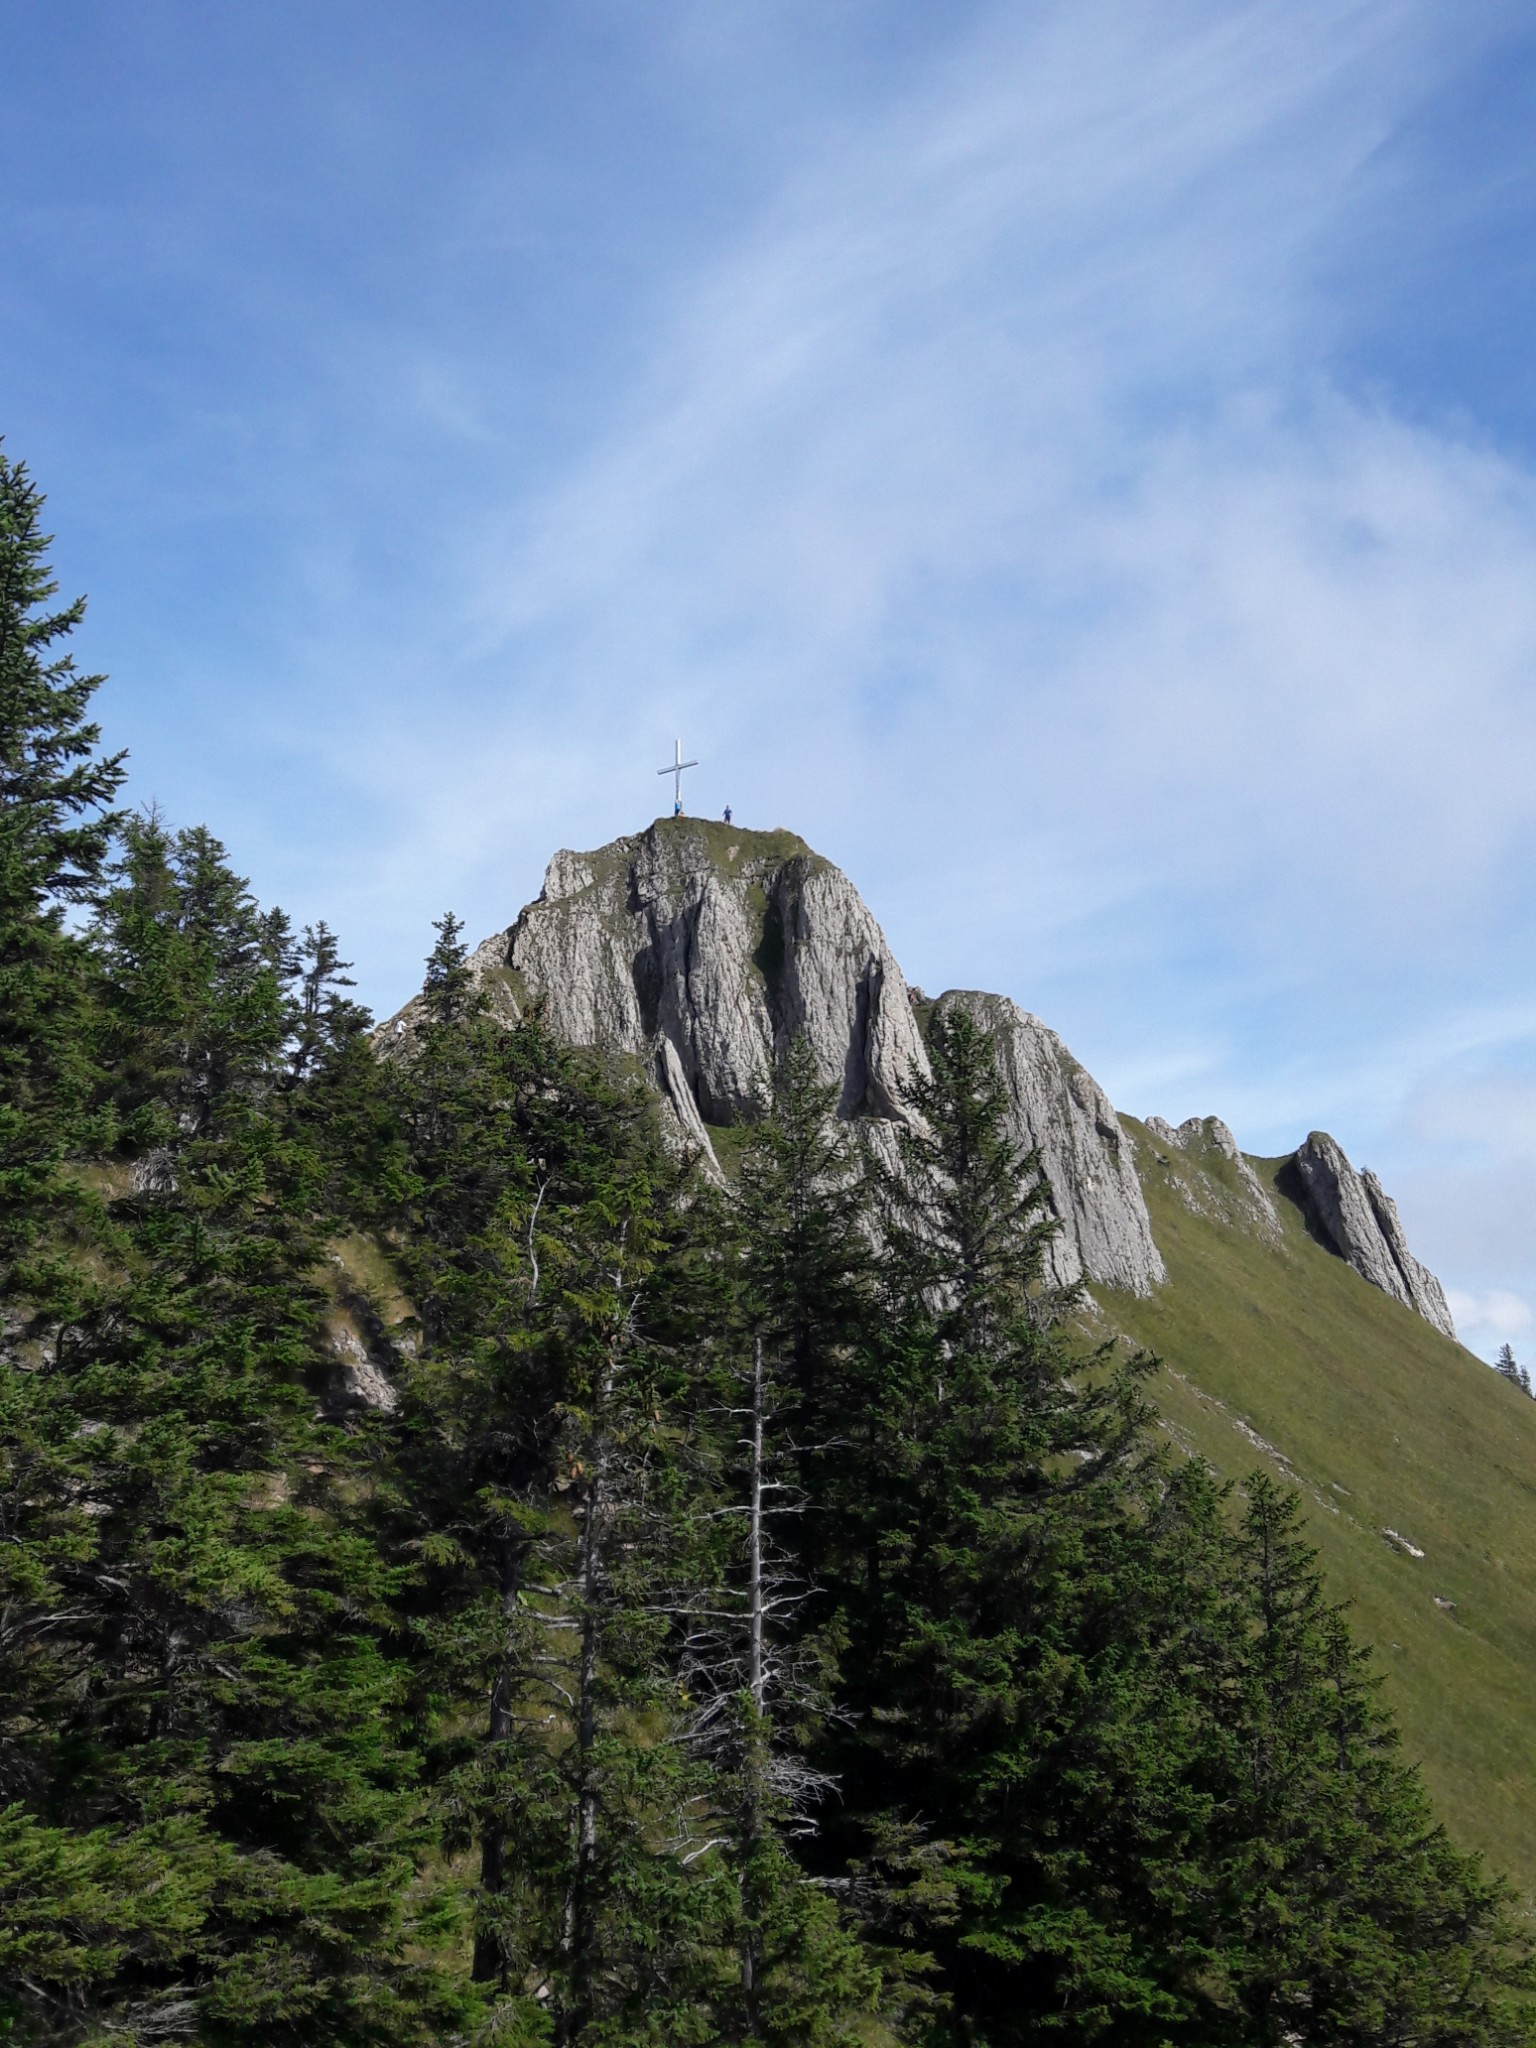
[3,444,1536,2048]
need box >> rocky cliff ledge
[393,818,1166,1298]
[1291,1131,1457,1338]
[939,991,1163,1295]
[1144,1115,1283,1245]
[1136,1114,1456,1337]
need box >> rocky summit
[386,814,1452,1333]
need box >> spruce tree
[682,1328,879,2048]
[735,1032,870,1399]
[697,1036,929,2043]
[1494,1343,1532,1397]
[814,1003,1164,2036]
[92,813,297,1150]
[1191,1477,1535,2045]
[2,829,474,2043]
[0,450,124,1259]
[801,1007,1536,2043]
[381,933,738,2043]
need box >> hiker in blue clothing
[723,805,732,824]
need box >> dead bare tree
[669,1332,841,2031]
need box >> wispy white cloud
[326,4,1535,1059]
[1446,1287,1533,1357]
[13,1,1535,1335]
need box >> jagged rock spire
[1292,1130,1456,1338]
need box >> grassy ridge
[1101,1119,1536,1897]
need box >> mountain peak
[537,815,825,907]
[419,821,1168,1299]
[394,821,1455,1333]
[468,818,924,1135]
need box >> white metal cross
[656,737,699,812]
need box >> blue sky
[5,0,1536,1357]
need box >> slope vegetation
[1103,1119,1536,1897]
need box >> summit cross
[657,737,699,813]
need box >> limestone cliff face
[937,992,1165,1296]
[427,818,1165,1297]
[1292,1131,1457,1339]
[462,820,929,1148]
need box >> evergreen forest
[3,447,1533,2046]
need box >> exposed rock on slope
[1137,1117,1454,1337]
[462,819,929,1137]
[411,818,1165,1297]
[1145,1115,1283,1245]
[1292,1131,1457,1339]
[940,992,1165,1295]
[324,1319,401,1416]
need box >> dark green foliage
[877,1003,1074,1343]
[2,822,473,2040]
[736,1031,868,1388]
[805,1005,1176,2035]
[1199,1476,1526,2045]
[800,1010,1532,2046]
[92,811,299,1148]
[1494,1342,1531,1397]
[0,451,1529,2044]
[368,952,874,2042]
[0,452,124,1260]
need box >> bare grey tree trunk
[748,1335,765,1716]
[557,1229,630,2045]
[564,1419,606,2023]
[740,1333,767,2014]
[471,1543,520,1985]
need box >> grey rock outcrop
[654,1036,723,1174]
[1292,1131,1456,1338]
[1145,1114,1282,1245]
[939,992,1165,1296]
[398,818,1165,1297]
[459,820,930,1138]
[324,1318,401,1415]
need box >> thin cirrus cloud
[4,1,1535,1356]
[392,5,1535,1002]
[399,2,1536,1354]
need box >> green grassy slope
[1100,1120,1536,1896]
[643,815,823,869]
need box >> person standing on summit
[723,805,732,824]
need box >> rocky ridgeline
[391,816,1454,1334]
[1144,1115,1285,1245]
